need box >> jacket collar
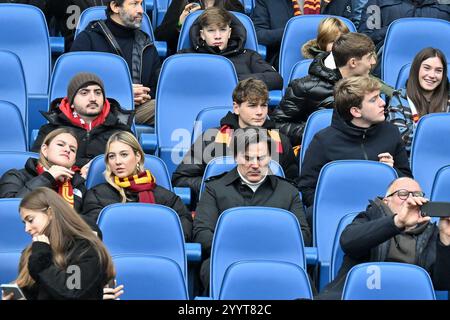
[221,167,278,189]
[309,52,342,83]
[330,109,381,138]
[220,112,276,130]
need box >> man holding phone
[318,177,450,299]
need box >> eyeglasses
[386,189,425,200]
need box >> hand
[378,152,394,167]
[47,165,74,182]
[439,217,450,246]
[132,84,151,105]
[2,291,14,300]
[80,160,92,179]
[394,196,431,229]
[32,235,50,244]
[103,284,124,300]
[178,3,202,26]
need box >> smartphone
[1,284,26,300]
[421,201,450,218]
[107,278,116,289]
[188,0,201,6]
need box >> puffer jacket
[301,39,325,59]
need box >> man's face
[236,141,271,183]
[72,84,104,119]
[350,52,377,76]
[351,90,386,127]
[233,99,268,128]
[116,0,144,29]
[200,24,232,51]
[384,179,424,217]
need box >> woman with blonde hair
[2,187,115,300]
[81,131,193,241]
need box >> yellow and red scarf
[36,164,79,207]
[114,170,157,203]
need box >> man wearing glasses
[318,177,450,299]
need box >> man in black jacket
[318,177,450,299]
[172,78,298,207]
[32,72,134,174]
[70,0,161,125]
[194,127,311,291]
[299,76,412,212]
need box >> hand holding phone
[1,284,26,300]
[421,202,450,217]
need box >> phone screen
[1,284,26,300]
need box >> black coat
[271,52,341,146]
[179,12,283,90]
[193,167,311,257]
[31,98,134,168]
[23,239,108,300]
[298,110,412,207]
[154,0,244,56]
[359,0,450,49]
[172,112,299,205]
[81,183,193,242]
[319,199,450,299]
[70,16,161,97]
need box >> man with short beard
[70,0,161,125]
[32,72,134,176]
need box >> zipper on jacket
[360,132,368,160]
[139,43,152,84]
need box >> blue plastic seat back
[219,260,313,300]
[210,206,306,299]
[0,199,30,252]
[86,154,172,190]
[0,101,28,152]
[382,18,450,87]
[279,15,356,88]
[0,251,22,285]
[288,59,313,85]
[177,10,260,52]
[98,203,187,277]
[240,0,254,15]
[191,106,233,144]
[152,0,170,29]
[74,6,155,41]
[342,262,436,300]
[411,113,450,197]
[113,254,188,300]
[0,51,27,129]
[431,165,450,202]
[396,62,450,90]
[314,161,398,290]
[0,152,39,177]
[299,109,333,170]
[50,52,134,111]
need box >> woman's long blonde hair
[16,187,115,288]
[104,131,145,203]
[38,128,79,169]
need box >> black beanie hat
[67,72,105,105]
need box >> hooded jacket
[179,12,283,90]
[298,110,412,207]
[31,98,134,167]
[172,112,299,205]
[301,39,325,60]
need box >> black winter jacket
[154,0,244,56]
[81,183,193,241]
[193,167,311,257]
[31,98,133,168]
[319,199,450,299]
[172,112,299,205]
[23,239,108,300]
[179,12,283,90]
[70,17,161,97]
[298,110,412,207]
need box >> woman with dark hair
[154,0,244,55]
[388,47,449,153]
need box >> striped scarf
[303,0,321,14]
[36,164,79,207]
[114,170,157,203]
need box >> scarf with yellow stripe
[36,164,79,207]
[303,0,321,14]
[114,170,157,203]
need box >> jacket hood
[309,52,342,83]
[220,112,277,130]
[189,13,247,57]
[330,108,382,139]
[301,39,324,59]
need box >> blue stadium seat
[239,0,255,15]
[342,262,436,300]
[152,0,170,29]
[382,18,450,87]
[0,152,39,177]
[0,101,28,152]
[0,251,22,285]
[210,206,307,299]
[113,254,189,300]
[299,109,333,171]
[219,260,313,300]
[191,106,232,144]
[74,6,167,57]
[140,54,237,176]
[410,113,450,198]
[0,4,51,136]
[0,51,28,132]
[396,62,450,90]
[288,59,313,86]
[431,165,450,202]
[0,199,29,252]
[279,15,356,88]
[313,160,398,291]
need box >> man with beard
[70,0,161,125]
[32,72,134,177]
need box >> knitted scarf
[114,170,157,203]
[58,97,111,131]
[303,0,321,14]
[36,164,80,207]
